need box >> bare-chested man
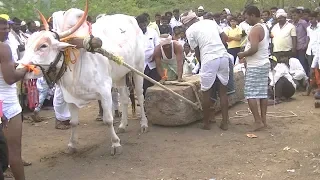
[238,6,270,131]
[0,17,29,180]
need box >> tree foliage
[0,0,318,21]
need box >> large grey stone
[145,72,245,126]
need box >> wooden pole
[94,48,202,111]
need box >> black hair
[155,13,161,17]
[262,10,270,16]
[0,18,8,25]
[173,26,180,34]
[213,13,221,18]
[303,8,311,14]
[245,5,261,17]
[173,9,179,13]
[142,13,150,19]
[165,11,173,16]
[12,17,22,24]
[136,14,148,24]
[161,15,170,21]
[27,21,35,27]
[270,7,278,11]
[293,8,304,14]
[229,16,238,22]
[310,11,318,18]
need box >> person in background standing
[306,11,320,75]
[271,9,297,59]
[262,10,272,28]
[159,15,172,35]
[170,9,182,30]
[143,13,160,37]
[292,9,309,76]
[225,16,242,63]
[165,12,173,19]
[155,13,161,27]
[26,21,37,35]
[136,14,160,96]
[238,6,270,131]
[303,9,311,23]
[197,6,205,20]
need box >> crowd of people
[1,3,320,180]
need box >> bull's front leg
[100,95,122,155]
[117,86,129,133]
[67,103,79,154]
[134,74,148,133]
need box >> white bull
[18,2,148,154]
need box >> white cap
[34,20,40,27]
[198,6,204,10]
[21,21,26,26]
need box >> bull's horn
[37,9,49,31]
[58,0,88,39]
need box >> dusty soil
[6,93,320,180]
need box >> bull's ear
[54,42,75,51]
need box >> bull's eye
[40,44,48,49]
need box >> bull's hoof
[111,145,122,156]
[66,146,77,154]
[315,101,320,108]
[117,128,126,134]
[141,126,148,133]
[96,114,103,121]
[31,113,43,123]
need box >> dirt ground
[6,93,320,180]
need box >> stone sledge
[145,71,245,126]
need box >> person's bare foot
[4,168,13,178]
[30,112,43,123]
[253,121,265,131]
[198,123,211,130]
[220,121,228,131]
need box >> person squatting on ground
[182,10,230,130]
[238,6,270,131]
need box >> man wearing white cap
[271,9,297,56]
[181,11,230,130]
[197,6,205,20]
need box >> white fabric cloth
[271,22,296,52]
[200,57,229,91]
[53,85,71,121]
[306,24,320,55]
[143,27,160,69]
[7,32,19,62]
[289,58,308,81]
[186,19,229,65]
[183,51,197,75]
[245,23,270,67]
[269,63,296,89]
[276,9,287,18]
[170,17,182,29]
[239,21,252,47]
[2,102,22,120]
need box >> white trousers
[54,85,120,121]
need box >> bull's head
[17,0,89,87]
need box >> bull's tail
[126,72,136,115]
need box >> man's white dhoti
[53,85,71,121]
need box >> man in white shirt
[136,14,161,96]
[306,12,320,70]
[271,9,297,56]
[182,11,229,130]
[269,57,296,101]
[170,9,182,30]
